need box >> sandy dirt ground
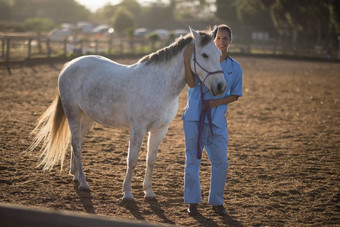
[0,56,339,226]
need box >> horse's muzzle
[211,81,227,96]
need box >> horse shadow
[119,199,145,221]
[119,198,175,225]
[74,184,95,214]
[145,198,175,225]
[192,212,244,227]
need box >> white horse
[29,27,227,200]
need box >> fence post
[130,38,135,53]
[80,39,83,54]
[63,39,67,56]
[108,39,112,55]
[47,38,51,58]
[337,36,340,59]
[119,39,124,54]
[5,37,12,74]
[5,37,10,62]
[95,40,98,53]
[27,38,32,59]
[1,37,5,58]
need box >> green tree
[95,3,117,22]
[119,0,141,18]
[215,0,340,55]
[22,17,54,53]
[95,0,141,25]
[215,0,275,43]
[235,0,273,27]
[268,0,339,51]
[215,0,238,25]
[22,17,54,35]
[174,0,214,20]
[147,32,160,50]
[0,0,11,21]
[44,0,90,24]
[140,2,174,28]
[6,0,90,24]
[112,6,135,35]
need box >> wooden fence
[0,35,336,74]
[0,36,160,62]
[0,35,165,74]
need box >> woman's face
[214,29,231,53]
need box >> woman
[182,24,243,216]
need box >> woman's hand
[183,43,196,88]
[202,96,239,110]
[183,43,194,65]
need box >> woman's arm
[204,95,239,109]
[208,63,243,109]
[183,43,196,88]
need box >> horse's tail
[28,90,71,171]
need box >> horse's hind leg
[67,110,93,190]
[144,126,168,199]
[123,127,146,200]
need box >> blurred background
[1,0,340,62]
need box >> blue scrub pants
[183,120,229,205]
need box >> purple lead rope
[192,44,222,159]
[196,91,213,159]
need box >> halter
[192,44,223,159]
[192,45,224,84]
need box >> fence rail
[1,35,338,74]
[0,36,158,61]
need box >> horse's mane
[138,30,212,65]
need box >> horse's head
[189,27,227,96]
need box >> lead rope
[192,45,223,159]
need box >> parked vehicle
[48,28,71,41]
[134,27,149,37]
[151,29,169,40]
[92,25,114,35]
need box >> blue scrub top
[182,56,243,128]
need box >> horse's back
[58,55,138,127]
[57,54,178,129]
[59,55,131,91]
[61,55,127,78]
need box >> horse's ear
[189,26,200,43]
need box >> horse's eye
[202,53,208,58]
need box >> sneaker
[212,205,227,216]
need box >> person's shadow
[74,184,95,214]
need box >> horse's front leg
[144,127,168,199]
[123,127,146,200]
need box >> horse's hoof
[78,185,90,191]
[144,191,156,199]
[144,196,157,201]
[122,197,135,203]
[122,192,134,201]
